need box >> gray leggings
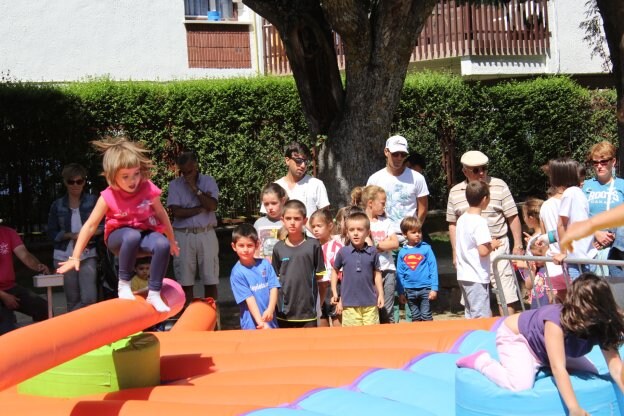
[107,228,170,291]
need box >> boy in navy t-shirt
[230,223,280,330]
[331,212,383,326]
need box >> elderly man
[167,152,220,304]
[447,151,523,315]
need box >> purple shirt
[167,173,219,228]
[334,243,380,307]
[518,303,596,365]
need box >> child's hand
[552,253,567,265]
[377,294,384,308]
[491,238,502,250]
[261,309,274,322]
[398,294,407,305]
[170,239,180,257]
[513,260,528,269]
[57,258,79,274]
[568,407,589,416]
[523,231,532,244]
[257,322,271,330]
[428,290,437,301]
[335,299,343,315]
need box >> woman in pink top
[57,137,179,312]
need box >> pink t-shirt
[322,237,344,282]
[0,226,24,290]
[102,180,164,242]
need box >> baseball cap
[385,135,408,154]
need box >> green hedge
[0,74,617,231]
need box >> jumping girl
[57,137,179,312]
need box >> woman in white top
[549,158,596,280]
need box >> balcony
[263,0,550,75]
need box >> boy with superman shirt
[396,216,438,321]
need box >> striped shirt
[446,177,518,238]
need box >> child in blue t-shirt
[230,223,280,330]
[396,216,438,321]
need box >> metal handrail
[492,254,624,316]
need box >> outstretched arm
[545,321,588,416]
[57,196,107,274]
[603,348,624,394]
[560,204,624,254]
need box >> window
[184,0,237,21]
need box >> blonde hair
[588,141,617,161]
[361,185,385,207]
[91,136,154,187]
[521,197,544,220]
[350,186,364,207]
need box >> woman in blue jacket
[47,163,102,311]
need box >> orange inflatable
[0,286,502,416]
[0,278,184,391]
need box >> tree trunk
[243,0,437,207]
[596,0,624,175]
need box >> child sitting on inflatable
[457,273,624,416]
[57,137,179,312]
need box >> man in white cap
[446,150,523,315]
[367,135,430,323]
[367,135,429,229]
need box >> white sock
[118,279,135,300]
[147,290,170,313]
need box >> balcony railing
[263,0,550,75]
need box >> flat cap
[460,150,488,166]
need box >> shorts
[321,281,340,319]
[458,281,491,319]
[173,228,219,286]
[490,237,520,305]
[342,305,380,327]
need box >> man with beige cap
[446,150,523,315]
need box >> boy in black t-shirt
[272,199,325,328]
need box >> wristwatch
[196,189,203,196]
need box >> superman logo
[404,253,424,270]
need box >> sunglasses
[390,152,408,159]
[291,157,309,165]
[66,179,85,186]
[468,166,487,174]
[591,158,613,167]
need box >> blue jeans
[566,263,593,280]
[404,287,433,321]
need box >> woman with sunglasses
[582,141,624,278]
[47,163,102,311]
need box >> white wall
[546,0,609,74]
[0,0,258,82]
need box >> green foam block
[18,332,160,397]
